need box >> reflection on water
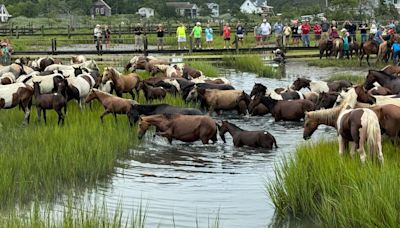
[76,62,366,228]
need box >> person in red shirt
[313,22,322,46]
[223,23,231,49]
[301,20,311,47]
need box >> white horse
[71,55,87,64]
[26,73,65,94]
[67,73,96,110]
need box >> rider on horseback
[372,26,385,49]
[327,27,339,49]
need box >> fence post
[167,22,171,36]
[51,39,55,55]
[16,26,19,39]
[68,25,71,39]
[189,36,193,54]
[41,25,44,36]
[235,35,239,54]
[54,38,57,53]
[118,24,121,38]
[144,35,148,56]
[9,23,12,36]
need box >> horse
[186,88,247,115]
[0,63,29,79]
[85,89,138,123]
[350,41,360,58]
[0,72,16,85]
[71,55,87,64]
[24,72,65,94]
[125,56,169,72]
[332,38,343,59]
[138,114,218,144]
[102,67,140,99]
[181,83,235,100]
[182,65,202,79]
[150,64,182,77]
[370,104,400,143]
[30,57,57,72]
[138,81,167,101]
[316,92,339,109]
[66,73,96,110]
[337,108,383,164]
[251,95,315,121]
[127,103,203,124]
[218,120,278,149]
[291,77,352,93]
[364,70,400,94]
[0,82,33,124]
[248,98,269,116]
[318,39,332,59]
[32,80,67,125]
[381,65,400,76]
[359,40,379,66]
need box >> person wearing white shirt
[93,24,103,55]
[260,19,271,46]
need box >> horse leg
[350,142,357,159]
[129,91,135,100]
[113,113,117,122]
[43,109,47,124]
[56,109,64,125]
[37,107,42,123]
[366,54,370,67]
[338,135,347,156]
[100,110,111,123]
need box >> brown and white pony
[0,82,33,124]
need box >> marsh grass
[221,55,278,78]
[0,86,195,209]
[327,73,365,84]
[184,61,220,77]
[268,139,400,227]
[307,58,387,69]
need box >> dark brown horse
[316,92,339,109]
[138,114,218,144]
[251,95,315,121]
[381,65,400,76]
[248,97,269,116]
[218,120,278,149]
[363,70,400,94]
[291,78,352,93]
[33,81,67,125]
[318,39,332,59]
[138,81,167,101]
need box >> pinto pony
[0,82,33,124]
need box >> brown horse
[370,104,400,143]
[186,88,246,115]
[332,38,343,59]
[381,65,400,76]
[138,114,217,144]
[318,39,332,59]
[350,41,360,58]
[359,40,379,66]
[248,98,269,116]
[0,82,33,124]
[102,67,140,99]
[138,81,167,101]
[218,120,278,149]
[251,95,316,121]
[85,89,137,123]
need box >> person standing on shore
[176,23,187,50]
[93,24,103,55]
[105,25,111,49]
[313,22,322,46]
[301,20,311,47]
[260,19,271,47]
[283,23,291,47]
[291,21,300,46]
[320,18,330,40]
[133,23,144,51]
[359,21,369,43]
[156,24,165,50]
[273,20,283,47]
[205,23,214,49]
[223,23,231,49]
[190,22,202,49]
[235,21,245,46]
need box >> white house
[206,3,219,17]
[137,7,155,18]
[240,0,273,15]
[0,5,11,23]
[240,0,262,14]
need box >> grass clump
[185,61,220,77]
[268,139,400,227]
[221,54,278,78]
[327,73,365,84]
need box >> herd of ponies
[2,55,400,163]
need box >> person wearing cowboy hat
[341,28,350,59]
[93,24,103,55]
[190,22,202,49]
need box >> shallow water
[76,62,366,227]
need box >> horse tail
[364,109,382,159]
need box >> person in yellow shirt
[176,23,186,50]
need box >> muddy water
[81,62,366,227]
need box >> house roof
[0,4,11,16]
[166,2,198,9]
[93,0,111,9]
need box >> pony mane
[224,121,244,131]
[373,70,397,80]
[338,88,358,109]
[162,113,180,120]
[306,106,343,127]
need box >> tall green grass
[185,61,220,77]
[268,140,400,227]
[221,55,279,78]
[307,58,388,69]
